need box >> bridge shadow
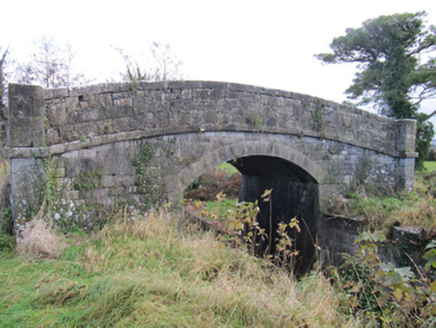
[232,156,319,274]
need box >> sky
[2,0,436,121]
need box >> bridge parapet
[22,80,413,157]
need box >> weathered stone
[7,81,417,258]
[8,85,45,147]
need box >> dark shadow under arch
[168,140,324,200]
[233,156,319,274]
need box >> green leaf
[261,188,273,198]
[425,240,436,250]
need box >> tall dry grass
[0,210,360,326]
[16,217,67,258]
[74,211,359,327]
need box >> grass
[0,210,359,327]
[203,199,239,221]
[216,162,239,175]
[424,161,436,172]
[328,168,436,237]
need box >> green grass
[424,161,436,172]
[203,198,239,221]
[0,211,358,327]
[215,162,239,175]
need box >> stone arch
[165,138,323,274]
[166,140,325,203]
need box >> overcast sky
[2,0,436,120]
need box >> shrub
[335,231,436,326]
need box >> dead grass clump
[16,218,67,258]
[388,197,436,237]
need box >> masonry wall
[318,214,430,272]
[6,81,417,236]
[42,81,415,158]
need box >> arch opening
[173,139,323,274]
[232,156,319,274]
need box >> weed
[130,141,165,211]
[73,168,103,191]
[247,112,262,127]
[189,188,303,272]
[335,230,436,326]
[312,99,325,132]
[103,125,110,135]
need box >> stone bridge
[6,81,417,272]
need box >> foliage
[423,239,436,271]
[130,141,165,212]
[73,168,103,192]
[213,199,265,255]
[273,218,301,270]
[316,12,436,169]
[335,231,435,326]
[15,34,88,89]
[0,210,358,327]
[216,162,239,175]
[248,112,262,127]
[189,189,302,271]
[22,159,102,234]
[312,99,325,132]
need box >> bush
[335,231,436,326]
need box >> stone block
[8,116,45,147]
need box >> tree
[16,35,87,89]
[315,12,436,170]
[116,42,184,82]
[0,47,8,120]
[0,46,11,165]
